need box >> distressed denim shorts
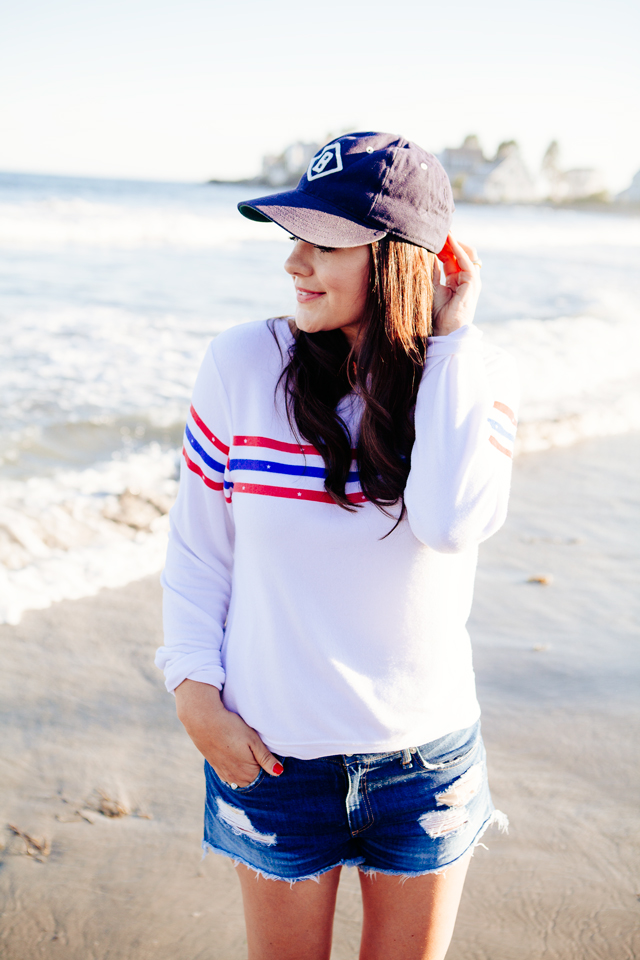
[202,720,506,882]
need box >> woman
[156,132,519,960]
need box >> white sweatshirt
[156,318,519,759]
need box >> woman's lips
[295,287,325,303]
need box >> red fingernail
[273,762,284,776]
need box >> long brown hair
[277,237,436,516]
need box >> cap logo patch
[307,143,343,180]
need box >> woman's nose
[284,240,313,277]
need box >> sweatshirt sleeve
[404,324,520,554]
[155,340,235,693]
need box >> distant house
[439,136,537,203]
[540,141,606,201]
[462,142,538,203]
[616,169,640,203]
[438,135,486,198]
[261,141,319,187]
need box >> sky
[1,0,639,192]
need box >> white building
[438,136,486,198]
[439,137,537,203]
[462,142,538,203]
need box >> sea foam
[0,445,178,625]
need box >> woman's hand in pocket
[174,679,283,787]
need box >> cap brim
[238,190,387,248]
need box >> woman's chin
[293,312,323,334]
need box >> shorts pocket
[415,722,481,772]
[205,760,266,794]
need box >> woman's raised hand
[432,234,482,337]
[174,679,283,787]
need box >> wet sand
[1,433,639,959]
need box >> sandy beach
[1,431,639,960]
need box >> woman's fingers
[447,235,478,273]
[208,726,284,785]
[251,740,285,777]
[438,234,478,292]
[437,236,482,295]
[212,732,283,785]
[432,234,482,335]
[437,236,456,267]
[438,234,480,275]
[458,242,478,261]
[438,236,460,282]
[213,750,283,788]
[209,740,282,787]
[175,680,284,785]
[213,757,262,787]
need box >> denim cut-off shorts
[202,720,506,882]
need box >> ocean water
[1,171,639,623]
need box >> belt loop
[401,748,412,767]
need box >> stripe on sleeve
[489,435,513,459]
[182,446,224,489]
[487,418,515,444]
[190,405,230,455]
[493,401,517,426]
[185,424,226,473]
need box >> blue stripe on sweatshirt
[185,424,226,473]
[487,418,515,444]
[230,457,359,483]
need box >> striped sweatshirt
[156,318,520,759]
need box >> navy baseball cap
[238,132,454,253]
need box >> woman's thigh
[237,853,471,960]
[236,863,342,960]
[358,852,471,960]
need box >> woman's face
[284,240,371,346]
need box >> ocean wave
[0,444,179,625]
[482,310,640,453]
[0,199,288,249]
[1,305,223,459]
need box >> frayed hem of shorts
[201,840,364,885]
[476,808,509,843]
[357,808,509,882]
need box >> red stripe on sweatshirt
[233,482,367,504]
[182,446,224,489]
[489,435,513,459]
[234,435,357,457]
[190,406,230,455]
[234,435,320,456]
[493,401,517,427]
